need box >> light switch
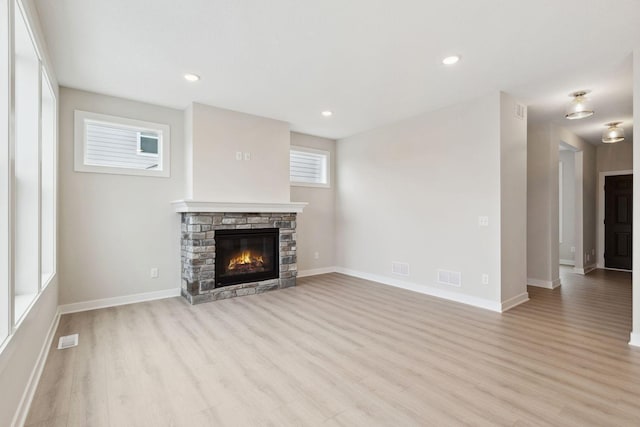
[244,152,251,161]
[235,152,243,161]
[478,216,489,227]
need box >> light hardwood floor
[26,269,640,426]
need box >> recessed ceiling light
[442,55,460,65]
[184,73,200,82]
[321,111,333,117]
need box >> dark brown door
[605,174,633,270]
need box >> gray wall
[59,88,185,304]
[528,124,596,285]
[290,132,336,273]
[336,91,527,310]
[559,150,576,263]
[632,48,639,346]
[555,126,597,270]
[527,124,559,285]
[597,142,633,173]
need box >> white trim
[172,200,307,213]
[602,267,632,273]
[58,288,181,315]
[559,160,563,244]
[574,264,597,275]
[11,308,60,427]
[501,292,530,312]
[559,259,575,266]
[597,170,633,270]
[335,267,503,312]
[297,267,337,277]
[527,277,561,289]
[629,332,640,347]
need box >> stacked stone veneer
[180,212,297,304]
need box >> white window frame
[74,110,170,178]
[290,146,331,188]
[136,131,160,157]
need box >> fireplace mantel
[172,200,307,213]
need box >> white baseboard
[58,288,181,315]
[297,266,337,278]
[574,264,597,275]
[501,292,530,312]
[630,332,640,348]
[602,267,632,273]
[527,277,561,289]
[11,309,61,427]
[559,259,575,266]
[335,267,503,312]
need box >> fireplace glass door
[215,228,279,287]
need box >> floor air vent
[58,334,79,350]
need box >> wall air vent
[391,261,410,276]
[58,334,79,350]
[437,269,462,287]
[515,103,526,120]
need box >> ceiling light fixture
[442,55,460,65]
[602,122,625,143]
[184,73,200,82]
[321,111,333,117]
[564,90,594,120]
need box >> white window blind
[74,110,171,177]
[85,122,160,170]
[290,148,329,187]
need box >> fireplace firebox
[215,228,279,287]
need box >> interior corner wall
[527,123,559,284]
[184,104,194,200]
[632,48,640,346]
[58,88,184,304]
[559,150,576,262]
[289,132,336,273]
[499,92,528,304]
[553,125,597,270]
[189,103,291,203]
[336,92,503,308]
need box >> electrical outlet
[235,152,243,161]
[314,252,320,260]
[571,246,575,253]
[481,274,489,285]
[150,268,159,279]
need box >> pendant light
[602,122,625,143]
[565,90,594,120]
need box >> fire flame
[228,250,264,270]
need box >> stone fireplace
[174,201,306,304]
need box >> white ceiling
[34,0,639,142]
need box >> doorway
[604,174,633,270]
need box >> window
[0,0,9,345]
[1,0,58,345]
[137,132,159,156]
[14,1,41,320]
[41,71,56,287]
[74,110,170,177]
[290,146,330,188]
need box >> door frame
[597,169,633,270]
